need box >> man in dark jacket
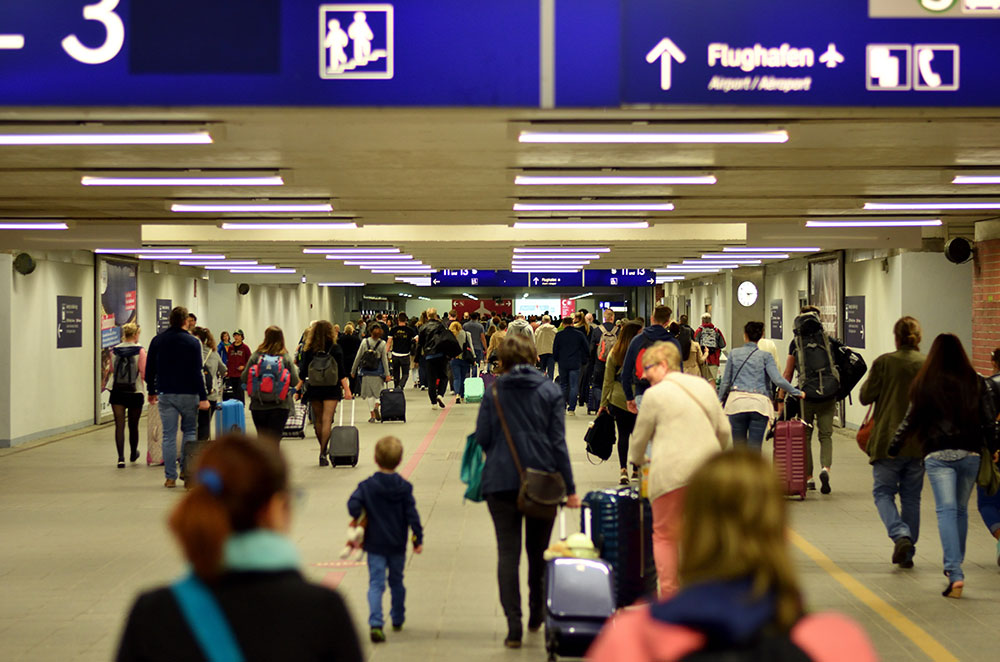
[552,318,591,415]
[417,309,453,409]
[622,305,682,414]
[145,306,209,488]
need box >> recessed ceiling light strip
[864,202,1000,211]
[722,247,819,253]
[702,253,789,260]
[220,222,356,230]
[83,175,283,187]
[95,248,193,254]
[319,282,366,287]
[0,130,212,146]
[514,175,716,186]
[952,176,1000,185]
[513,221,649,229]
[806,219,942,228]
[0,222,68,230]
[514,247,611,253]
[518,130,789,144]
[514,203,672,212]
[178,203,333,213]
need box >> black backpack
[308,349,339,386]
[202,364,214,396]
[112,346,142,392]
[834,344,867,403]
[359,339,383,372]
[792,313,840,401]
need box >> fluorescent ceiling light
[368,267,434,273]
[683,261,758,267]
[864,202,1000,211]
[702,253,789,260]
[688,258,762,264]
[203,264,272,270]
[319,282,365,287]
[514,247,610,253]
[417,296,431,300]
[138,254,225,260]
[515,175,716,186]
[221,222,356,230]
[176,203,334,213]
[0,222,68,230]
[722,247,819,253]
[0,129,212,146]
[95,247,192,254]
[182,260,258,266]
[952,176,1000,185]
[681,263,742,269]
[656,267,721,273]
[83,175,283,187]
[514,203,671,212]
[570,292,594,300]
[511,269,580,273]
[509,254,602,260]
[461,293,477,300]
[519,130,788,144]
[305,247,400,254]
[229,268,296,274]
[514,221,649,229]
[806,219,942,228]
[335,255,413,262]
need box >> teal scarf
[223,530,301,572]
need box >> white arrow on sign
[646,38,686,91]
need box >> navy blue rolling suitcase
[587,385,602,415]
[379,388,406,422]
[544,509,615,661]
[582,487,656,607]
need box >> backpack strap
[170,574,245,662]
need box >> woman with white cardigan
[629,341,732,598]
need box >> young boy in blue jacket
[348,436,424,643]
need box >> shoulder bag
[856,404,875,453]
[720,347,758,407]
[491,385,566,519]
[171,574,245,662]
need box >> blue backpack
[247,355,291,405]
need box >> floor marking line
[399,402,451,481]
[788,530,958,662]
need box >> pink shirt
[587,607,877,662]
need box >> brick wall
[972,239,1000,374]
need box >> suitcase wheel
[351,455,359,467]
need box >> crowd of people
[108,300,1000,660]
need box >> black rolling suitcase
[379,388,406,422]
[544,508,615,661]
[582,486,656,607]
[329,400,360,467]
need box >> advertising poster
[450,299,514,318]
[96,256,138,422]
[844,296,866,348]
[156,299,173,334]
[57,296,83,349]
[808,255,843,338]
[769,299,783,340]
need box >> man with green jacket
[859,316,925,569]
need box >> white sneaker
[566,410,575,416]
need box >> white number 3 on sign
[62,0,124,65]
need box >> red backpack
[633,335,656,382]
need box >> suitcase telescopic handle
[559,506,567,541]
[338,398,356,427]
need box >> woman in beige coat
[629,341,731,598]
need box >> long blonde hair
[679,450,804,631]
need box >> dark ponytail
[169,435,288,580]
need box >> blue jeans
[450,359,470,398]
[925,455,980,582]
[872,457,924,549]
[158,393,199,481]
[978,483,1000,536]
[367,552,406,627]
[728,412,769,452]
[558,367,580,412]
[539,354,555,380]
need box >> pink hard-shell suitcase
[773,416,808,500]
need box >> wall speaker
[944,237,973,264]
[13,252,35,275]
[237,283,250,295]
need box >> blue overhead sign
[431,270,529,288]
[0,0,539,105]
[528,272,584,288]
[619,0,1000,106]
[584,269,655,287]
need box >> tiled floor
[1,389,998,661]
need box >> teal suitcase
[464,367,485,403]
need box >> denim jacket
[718,342,802,401]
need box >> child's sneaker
[370,627,386,643]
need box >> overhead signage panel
[584,269,654,287]
[0,0,539,105]
[621,0,1000,106]
[529,272,583,288]
[431,270,529,288]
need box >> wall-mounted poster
[96,256,138,422]
[57,296,83,349]
[808,254,844,339]
[769,300,783,340]
[156,299,172,334]
[844,296,865,348]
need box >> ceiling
[1,105,998,284]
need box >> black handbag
[460,332,476,363]
[585,410,616,461]
[720,347,758,406]
[492,385,566,519]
